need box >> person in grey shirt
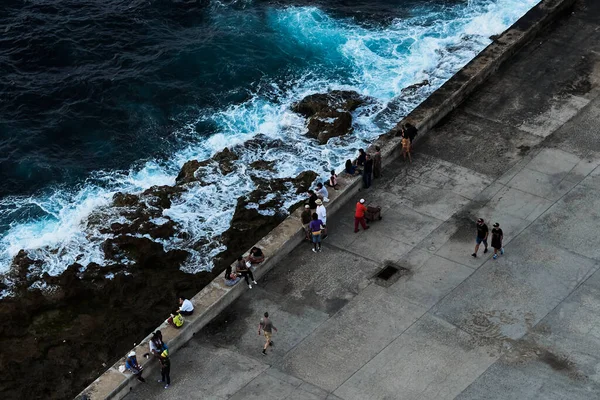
[258,312,278,356]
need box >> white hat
[304,204,310,209]
[128,351,136,357]
[359,199,365,203]
[315,199,323,205]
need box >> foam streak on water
[0,0,539,288]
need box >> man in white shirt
[315,182,329,202]
[315,199,328,239]
[176,296,194,316]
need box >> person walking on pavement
[354,199,370,233]
[158,350,171,389]
[472,218,489,257]
[363,154,373,188]
[491,223,504,259]
[401,131,412,163]
[373,146,382,178]
[258,312,278,356]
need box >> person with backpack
[158,350,171,389]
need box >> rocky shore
[0,91,365,400]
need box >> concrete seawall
[76,0,576,398]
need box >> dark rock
[292,90,366,145]
[211,147,238,175]
[176,160,202,184]
[142,185,184,210]
[292,90,364,117]
[249,159,276,172]
[401,79,430,95]
[112,193,140,208]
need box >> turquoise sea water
[0,0,540,288]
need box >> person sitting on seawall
[224,264,241,286]
[326,170,338,189]
[315,182,329,202]
[125,351,146,382]
[345,159,359,175]
[175,295,194,316]
[306,189,318,210]
[236,256,258,289]
[247,246,265,264]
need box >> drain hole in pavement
[377,265,399,281]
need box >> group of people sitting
[223,246,265,289]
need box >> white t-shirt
[180,299,194,312]
[316,205,327,225]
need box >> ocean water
[0,0,539,288]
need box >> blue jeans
[363,171,372,188]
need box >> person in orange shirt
[354,198,370,233]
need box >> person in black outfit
[403,123,418,150]
[472,218,489,257]
[357,149,366,166]
[236,257,257,289]
[307,190,318,210]
[363,154,373,189]
[159,351,171,389]
[491,223,504,259]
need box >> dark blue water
[0,0,538,282]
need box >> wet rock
[112,193,140,208]
[211,147,239,175]
[142,185,184,210]
[401,79,430,95]
[249,159,276,172]
[176,160,202,184]
[292,90,366,144]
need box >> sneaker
[318,248,322,252]
[158,380,163,383]
[164,384,169,389]
[483,248,488,254]
[501,248,504,255]
[493,254,498,260]
[312,248,317,253]
[248,284,253,289]
[269,341,274,346]
[471,253,477,258]
[262,349,267,356]
[253,280,258,285]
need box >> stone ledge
[75,0,576,398]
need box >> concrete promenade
[126,3,600,399]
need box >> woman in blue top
[125,351,146,382]
[309,213,324,253]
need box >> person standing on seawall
[158,350,171,389]
[316,198,327,239]
[354,198,369,233]
[472,218,489,258]
[258,312,278,356]
[309,213,324,253]
[301,204,312,240]
[491,223,504,259]
[373,146,382,178]
[363,154,373,188]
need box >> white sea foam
[0,0,540,290]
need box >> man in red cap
[472,218,489,258]
[354,199,370,233]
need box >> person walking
[373,146,382,178]
[403,123,418,151]
[491,223,504,259]
[354,199,369,233]
[301,204,312,240]
[363,154,373,188]
[236,256,258,289]
[309,213,324,253]
[158,350,170,389]
[471,218,489,257]
[258,312,278,356]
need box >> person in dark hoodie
[363,154,373,189]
